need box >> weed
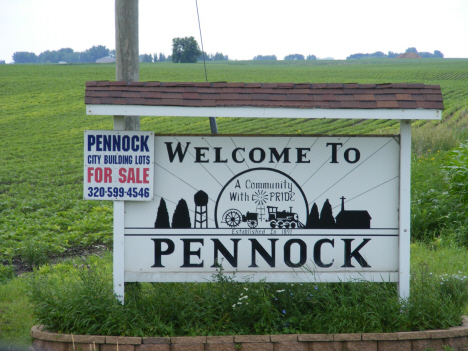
[20,238,49,269]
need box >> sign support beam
[113,200,125,303]
[113,109,126,304]
[398,120,411,299]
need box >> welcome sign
[124,135,401,283]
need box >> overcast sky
[1,0,467,62]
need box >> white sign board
[124,135,401,283]
[84,130,154,201]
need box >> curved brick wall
[31,318,468,351]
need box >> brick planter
[31,317,468,351]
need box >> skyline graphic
[128,136,399,230]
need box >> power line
[195,0,208,82]
[195,0,218,134]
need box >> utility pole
[113,0,139,304]
[115,0,139,131]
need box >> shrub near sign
[84,130,154,201]
[124,135,400,283]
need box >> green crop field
[1,58,468,266]
[1,59,468,347]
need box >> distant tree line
[13,42,444,64]
[198,52,229,61]
[253,55,277,60]
[167,37,229,63]
[139,52,229,63]
[284,54,317,60]
[402,47,444,58]
[347,51,387,60]
[139,53,172,63]
[347,47,444,60]
[253,54,317,60]
[11,37,228,65]
[12,45,111,64]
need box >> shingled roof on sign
[85,81,444,110]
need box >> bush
[444,142,468,203]
[411,145,468,247]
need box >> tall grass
[28,252,468,337]
[1,243,467,345]
[412,107,468,156]
[411,141,468,247]
[0,277,33,348]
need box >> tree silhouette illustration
[319,199,335,228]
[172,199,192,228]
[154,198,170,228]
[306,202,320,228]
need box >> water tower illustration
[194,190,209,228]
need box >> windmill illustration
[252,190,268,222]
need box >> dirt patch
[4,244,110,276]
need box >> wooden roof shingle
[85,81,444,110]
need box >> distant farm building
[397,52,421,59]
[335,196,371,229]
[96,56,116,63]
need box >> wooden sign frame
[85,81,442,303]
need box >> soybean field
[1,58,468,265]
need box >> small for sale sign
[83,130,154,201]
